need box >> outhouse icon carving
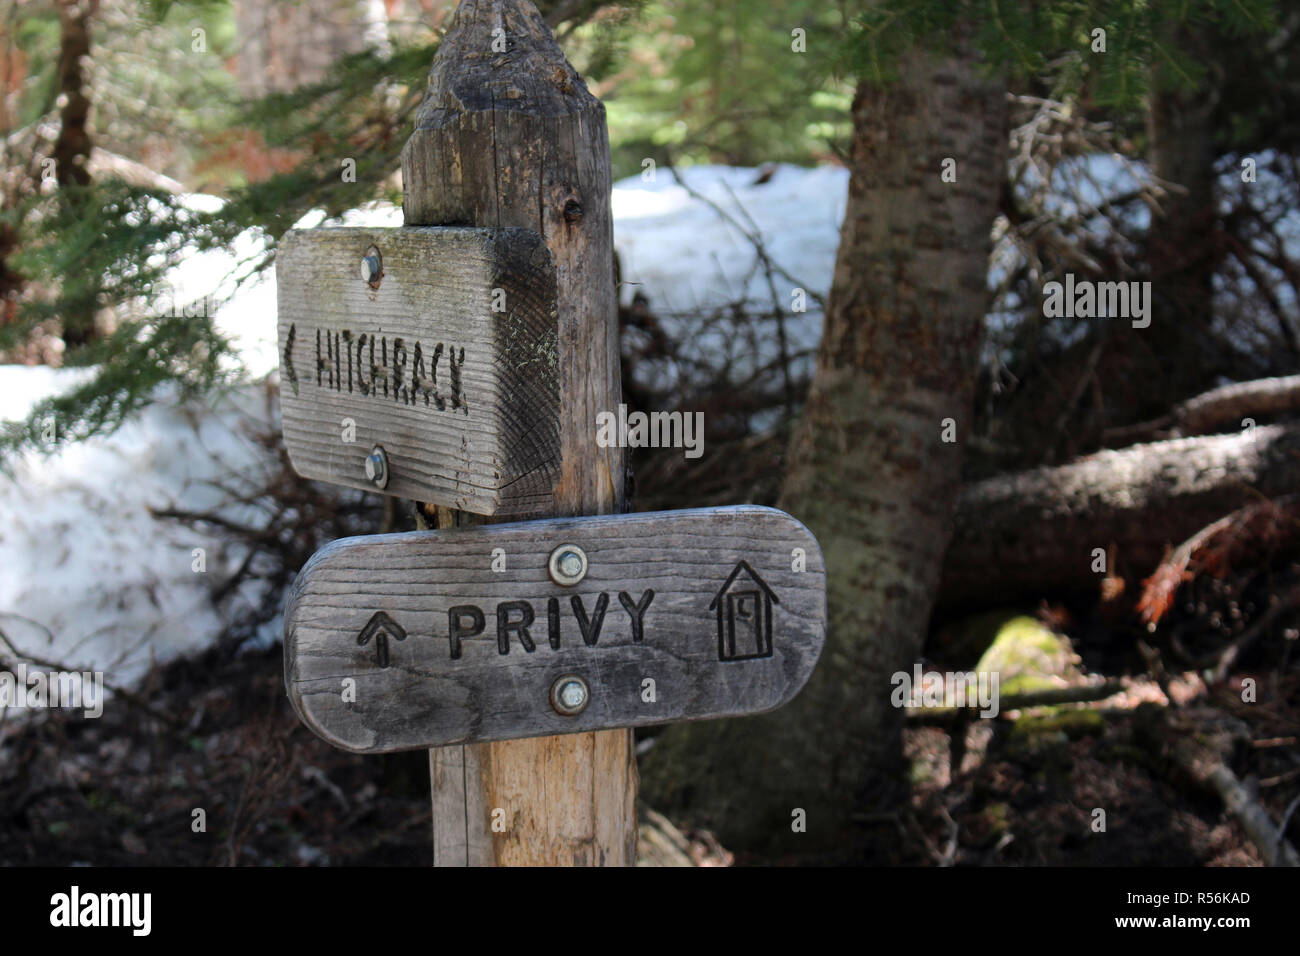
[710,560,779,662]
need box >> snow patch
[0,367,279,702]
[1,164,849,699]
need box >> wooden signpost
[276,0,826,866]
[277,227,560,516]
[285,506,825,752]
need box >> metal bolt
[548,543,587,586]
[365,444,389,489]
[360,247,382,285]
[550,675,589,716]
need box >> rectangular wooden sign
[276,226,560,516]
[283,505,826,752]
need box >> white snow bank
[0,164,849,701]
[611,164,846,400]
[161,198,405,380]
[611,163,846,318]
[0,367,280,704]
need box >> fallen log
[1102,374,1300,446]
[940,421,1300,609]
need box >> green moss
[974,615,1081,696]
[981,802,1012,833]
[1009,709,1106,743]
[907,757,936,787]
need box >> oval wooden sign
[284,506,826,752]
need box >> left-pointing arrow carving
[283,322,298,396]
[357,611,406,668]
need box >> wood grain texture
[401,0,622,518]
[400,0,632,865]
[428,744,494,866]
[276,225,559,516]
[284,506,826,752]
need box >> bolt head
[365,445,388,489]
[360,247,382,285]
[550,675,590,716]
[547,543,588,586]
[559,681,586,709]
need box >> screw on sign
[364,445,388,490]
[359,247,383,287]
[276,0,827,867]
[548,543,587,586]
[551,675,589,716]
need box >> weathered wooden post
[402,0,632,867]
[277,0,826,868]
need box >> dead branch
[1137,495,1300,628]
[1157,709,1300,866]
[905,679,1126,724]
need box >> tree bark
[1135,22,1225,414]
[639,33,1007,854]
[1102,373,1300,446]
[53,0,96,191]
[233,0,390,99]
[53,0,99,349]
[940,422,1300,609]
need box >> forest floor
[1,407,1296,866]
[1,624,1295,865]
[896,683,1291,867]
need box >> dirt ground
[3,430,1295,865]
[2,625,1296,865]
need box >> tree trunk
[53,0,96,191]
[53,0,99,349]
[639,34,1006,855]
[940,422,1300,609]
[1134,23,1224,415]
[233,0,390,99]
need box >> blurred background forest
[1,0,1299,866]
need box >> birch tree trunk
[640,35,1006,854]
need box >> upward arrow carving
[357,611,407,668]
